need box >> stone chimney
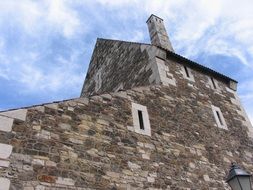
[146,14,174,52]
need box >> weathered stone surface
[0,115,13,132]
[56,177,75,186]
[38,175,56,183]
[0,160,10,167]
[0,144,12,159]
[128,161,141,170]
[81,39,156,96]
[32,158,45,166]
[59,123,72,130]
[147,14,174,51]
[0,177,10,190]
[44,103,58,110]
[203,174,210,182]
[0,109,27,121]
[32,125,41,131]
[147,176,155,183]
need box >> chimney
[146,14,174,52]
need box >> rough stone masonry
[0,14,253,190]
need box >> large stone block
[0,109,27,121]
[0,116,13,132]
[0,177,10,190]
[0,160,10,167]
[0,144,12,159]
[56,177,75,186]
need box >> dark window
[138,110,144,130]
[184,66,190,78]
[211,77,216,89]
[216,111,223,125]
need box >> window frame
[131,103,151,136]
[182,65,195,82]
[211,105,228,130]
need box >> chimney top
[146,14,163,23]
[146,14,174,52]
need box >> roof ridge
[97,38,151,46]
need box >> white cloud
[241,80,253,89]
[110,30,144,42]
[46,0,80,38]
[204,38,249,66]
[0,37,10,80]
[0,0,81,38]
[19,64,43,90]
[15,50,84,95]
[95,0,138,7]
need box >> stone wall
[81,39,156,97]
[1,77,253,189]
[81,39,238,97]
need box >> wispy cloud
[46,0,81,38]
[0,0,83,38]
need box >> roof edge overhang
[95,38,237,84]
[163,48,238,84]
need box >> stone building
[0,14,253,190]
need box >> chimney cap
[146,14,163,23]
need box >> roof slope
[97,38,237,83]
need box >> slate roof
[97,38,237,84]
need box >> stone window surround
[181,65,195,82]
[208,76,220,91]
[210,77,217,89]
[211,105,228,130]
[131,102,151,136]
[155,57,176,86]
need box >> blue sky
[0,0,253,123]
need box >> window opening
[211,105,227,130]
[216,111,223,125]
[211,77,217,89]
[131,102,151,136]
[138,110,144,130]
[184,66,190,78]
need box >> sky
[0,0,253,124]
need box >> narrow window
[131,103,151,136]
[184,66,190,78]
[211,77,216,89]
[138,110,144,130]
[211,105,228,130]
[216,111,223,125]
